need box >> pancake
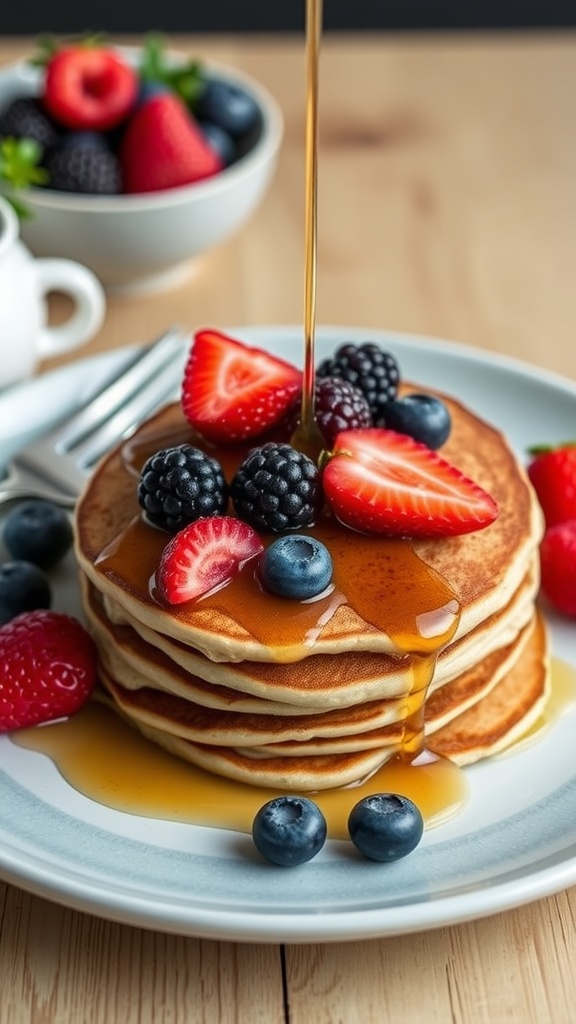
[428,613,550,764]
[116,720,397,791]
[99,666,406,749]
[81,564,539,711]
[106,611,547,790]
[74,392,543,664]
[96,616,537,754]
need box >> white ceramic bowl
[0,48,283,294]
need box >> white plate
[1,325,575,944]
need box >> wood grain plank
[285,891,576,1024]
[0,883,286,1024]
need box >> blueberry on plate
[347,793,424,862]
[3,500,73,570]
[381,393,451,450]
[259,535,333,599]
[0,561,52,626]
[195,79,260,137]
[252,795,327,866]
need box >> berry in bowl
[0,36,283,293]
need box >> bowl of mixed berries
[0,35,283,292]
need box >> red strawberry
[0,610,97,732]
[182,331,302,444]
[156,516,263,605]
[539,520,576,616]
[43,45,138,131]
[120,92,223,193]
[322,428,499,537]
[527,443,576,528]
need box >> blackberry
[45,133,122,194]
[231,443,320,533]
[317,342,400,421]
[0,97,59,150]
[137,445,228,533]
[287,376,372,445]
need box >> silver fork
[0,326,188,508]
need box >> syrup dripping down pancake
[95,617,539,757]
[96,610,547,791]
[81,566,538,711]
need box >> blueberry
[348,793,424,862]
[196,79,260,137]
[252,795,327,866]
[259,535,333,599]
[0,561,52,626]
[198,120,237,166]
[3,500,73,569]
[137,80,170,106]
[381,393,451,450]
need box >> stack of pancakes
[74,388,549,791]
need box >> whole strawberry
[120,91,223,193]
[43,43,138,131]
[0,610,97,732]
[539,520,576,617]
[527,443,576,528]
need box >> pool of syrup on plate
[12,660,576,839]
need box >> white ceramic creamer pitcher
[0,194,105,389]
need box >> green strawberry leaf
[528,441,576,456]
[29,31,108,67]
[0,137,49,219]
[0,137,49,188]
[139,33,205,107]
[28,33,61,67]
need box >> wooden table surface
[1,29,576,1024]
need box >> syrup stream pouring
[291,0,325,457]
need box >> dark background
[2,1,575,36]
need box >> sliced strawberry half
[182,330,301,443]
[322,428,499,537]
[156,516,264,605]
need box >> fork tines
[15,326,188,498]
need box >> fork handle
[0,487,76,509]
[0,465,76,509]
